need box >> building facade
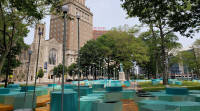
[93,29,107,40]
[13,0,93,82]
[49,0,93,66]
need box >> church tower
[34,23,46,43]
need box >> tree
[1,37,29,76]
[97,25,149,80]
[79,40,104,79]
[38,68,44,83]
[168,1,200,37]
[67,63,78,77]
[121,0,184,84]
[0,0,62,87]
[53,64,67,83]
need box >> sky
[25,0,199,48]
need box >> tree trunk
[159,23,168,85]
[156,53,159,79]
[0,50,8,75]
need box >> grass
[139,81,200,91]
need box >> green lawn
[139,81,200,91]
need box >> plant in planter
[38,68,44,83]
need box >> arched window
[49,48,56,65]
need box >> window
[49,48,57,65]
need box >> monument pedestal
[119,72,126,81]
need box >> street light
[32,30,42,110]
[93,63,95,81]
[85,66,87,79]
[76,13,81,111]
[61,5,69,111]
[23,50,32,110]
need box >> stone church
[13,0,93,82]
[13,24,77,82]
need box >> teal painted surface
[50,92,78,111]
[134,94,157,105]
[138,100,168,111]
[20,86,35,92]
[73,87,92,96]
[60,84,75,89]
[80,98,101,111]
[168,101,200,111]
[166,87,188,95]
[124,81,131,86]
[92,84,104,91]
[0,88,10,94]
[7,84,20,88]
[106,86,123,92]
[14,95,36,110]
[48,84,57,87]
[122,90,136,99]
[93,100,122,111]
[175,81,182,85]
[111,81,122,86]
[140,104,180,111]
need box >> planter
[73,87,92,96]
[166,87,188,95]
[138,100,168,111]
[20,86,34,92]
[92,84,104,91]
[48,84,57,87]
[106,86,123,92]
[7,84,20,88]
[135,94,157,105]
[0,88,10,94]
[175,81,182,85]
[168,101,200,111]
[50,92,78,111]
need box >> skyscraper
[49,0,93,51]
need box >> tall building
[49,0,93,51]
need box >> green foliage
[1,37,29,75]
[21,74,25,79]
[120,0,187,84]
[67,63,78,76]
[38,68,44,78]
[53,64,67,78]
[0,0,63,76]
[79,25,149,79]
[97,25,149,70]
[79,40,104,69]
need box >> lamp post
[96,68,98,79]
[61,5,69,111]
[76,13,81,111]
[89,66,91,80]
[85,66,87,79]
[32,30,42,110]
[114,68,115,86]
[72,71,75,81]
[23,50,32,110]
[93,63,95,81]
[99,60,101,77]
[191,69,193,80]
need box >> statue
[119,63,123,72]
